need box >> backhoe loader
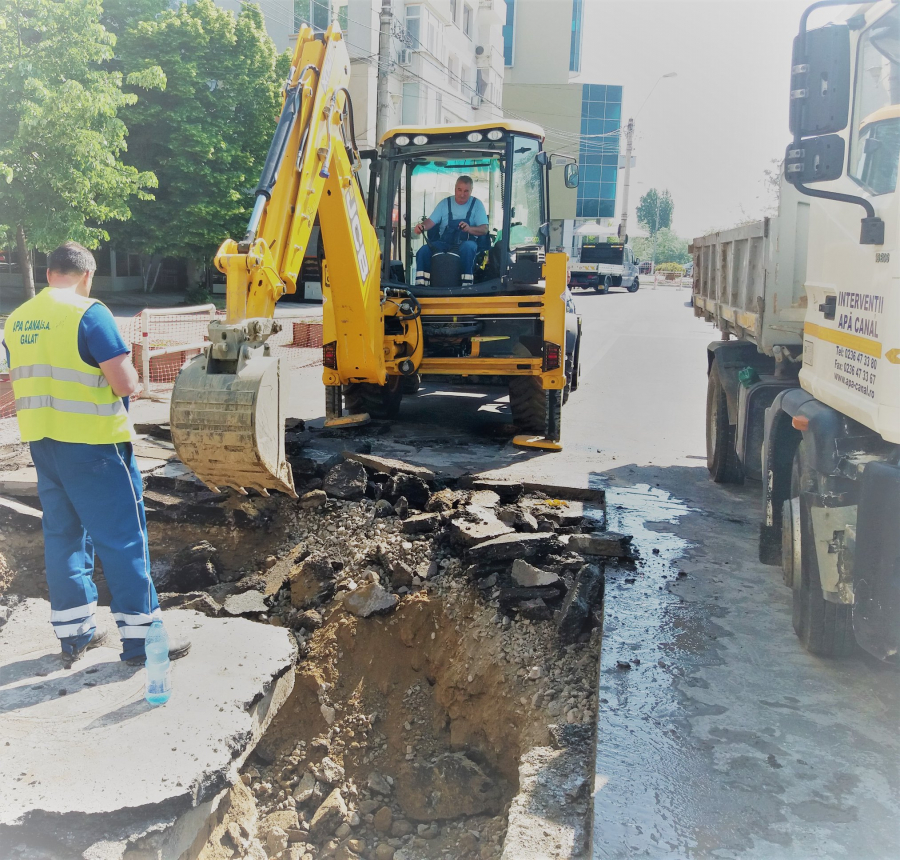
[170,22,581,497]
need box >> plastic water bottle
[144,619,171,706]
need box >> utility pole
[375,0,393,143]
[652,194,661,287]
[617,117,634,242]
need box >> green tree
[108,0,286,283]
[636,188,674,236]
[633,227,690,266]
[0,0,156,297]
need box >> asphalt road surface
[295,282,899,860]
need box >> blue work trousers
[415,240,478,276]
[30,439,159,661]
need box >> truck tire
[343,377,402,419]
[790,445,854,657]
[509,376,551,435]
[706,362,744,484]
[627,277,640,293]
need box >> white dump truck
[691,0,898,660]
[568,241,641,293]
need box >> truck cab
[568,241,640,293]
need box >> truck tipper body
[568,242,640,293]
[691,0,899,661]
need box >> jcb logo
[344,185,369,281]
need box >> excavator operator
[413,175,489,287]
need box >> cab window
[509,136,544,249]
[848,8,900,195]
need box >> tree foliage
[107,0,286,268]
[632,227,690,266]
[0,0,157,294]
[636,188,674,235]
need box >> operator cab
[375,121,554,297]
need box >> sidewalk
[0,288,324,321]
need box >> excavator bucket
[170,352,297,498]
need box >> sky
[578,0,812,239]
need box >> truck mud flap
[852,461,900,661]
[170,352,297,498]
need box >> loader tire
[790,445,855,657]
[509,376,552,435]
[706,362,743,484]
[343,377,402,419]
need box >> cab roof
[379,119,545,146]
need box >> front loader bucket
[170,352,297,498]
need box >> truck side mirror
[789,24,851,137]
[785,134,845,183]
[564,164,579,189]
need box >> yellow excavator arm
[170,23,420,497]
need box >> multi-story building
[501,0,623,250]
[215,0,296,51]
[343,0,505,148]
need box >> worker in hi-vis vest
[3,242,189,667]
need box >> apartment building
[215,0,296,51]
[501,0,623,249]
[344,0,506,147]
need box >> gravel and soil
[0,427,628,860]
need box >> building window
[448,55,459,90]
[463,4,473,39]
[402,82,421,125]
[295,0,331,33]
[570,0,584,73]
[503,0,515,66]
[406,5,421,48]
[450,0,457,25]
[461,65,471,96]
[476,68,488,99]
[427,16,438,54]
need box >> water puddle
[594,483,724,859]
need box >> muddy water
[594,484,710,857]
[592,477,900,860]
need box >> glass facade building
[577,84,622,219]
[570,0,583,73]
[503,0,515,66]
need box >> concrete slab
[0,599,296,859]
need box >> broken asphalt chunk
[468,531,561,563]
[556,563,605,644]
[342,582,398,617]
[323,461,368,501]
[342,451,436,483]
[567,532,633,558]
[401,512,440,534]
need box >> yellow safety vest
[5,288,133,444]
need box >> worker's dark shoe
[61,626,110,668]
[125,635,192,666]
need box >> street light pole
[618,117,634,242]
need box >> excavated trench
[0,435,613,860]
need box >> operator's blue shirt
[428,196,488,234]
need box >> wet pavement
[594,471,898,859]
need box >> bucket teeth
[170,353,297,498]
